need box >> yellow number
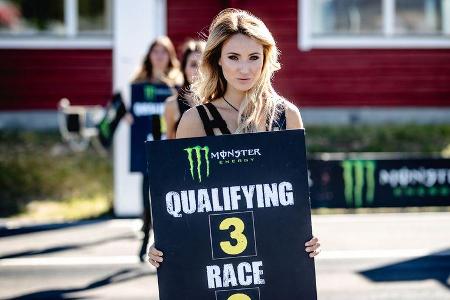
[219,217,247,255]
[227,293,251,300]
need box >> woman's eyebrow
[225,51,262,56]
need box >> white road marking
[318,249,450,260]
[1,249,448,266]
[0,256,143,266]
[312,212,450,223]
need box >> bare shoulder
[164,94,177,110]
[282,99,304,129]
[176,106,206,139]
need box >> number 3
[219,217,248,255]
[228,293,251,300]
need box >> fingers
[305,237,321,258]
[150,246,163,257]
[304,237,318,247]
[149,258,160,268]
[309,247,321,258]
[147,245,163,268]
[305,242,320,253]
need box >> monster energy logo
[144,85,155,101]
[341,160,376,208]
[185,146,210,182]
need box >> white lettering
[279,181,294,206]
[263,183,279,207]
[166,192,182,217]
[229,186,242,210]
[197,189,212,213]
[206,265,222,288]
[206,261,265,289]
[241,185,255,209]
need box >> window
[78,0,112,35]
[312,0,383,35]
[395,0,442,34]
[300,0,450,50]
[0,0,65,35]
[0,0,112,37]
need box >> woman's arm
[284,100,321,257]
[164,95,178,139]
[284,100,304,130]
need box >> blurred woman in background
[164,39,205,139]
[135,36,182,262]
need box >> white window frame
[299,0,450,51]
[0,0,113,49]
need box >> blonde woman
[148,9,320,267]
[164,39,206,139]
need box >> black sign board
[97,92,127,149]
[309,157,450,208]
[130,82,172,173]
[146,129,317,300]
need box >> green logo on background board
[99,119,110,138]
[184,146,210,182]
[341,160,376,208]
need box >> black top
[174,94,192,131]
[196,101,287,136]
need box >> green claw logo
[341,160,376,208]
[184,146,210,182]
[144,85,155,101]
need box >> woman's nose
[238,62,250,74]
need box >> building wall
[167,0,450,107]
[1,1,449,112]
[0,49,112,110]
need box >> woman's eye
[250,55,260,61]
[228,55,238,60]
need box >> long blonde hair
[192,8,283,133]
[133,36,182,86]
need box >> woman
[164,39,206,139]
[136,36,182,262]
[133,36,182,86]
[148,9,320,267]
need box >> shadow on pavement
[0,219,112,238]
[6,267,155,300]
[360,248,450,289]
[0,233,136,259]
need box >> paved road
[0,213,449,300]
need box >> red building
[1,0,450,123]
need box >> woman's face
[185,51,201,84]
[150,43,170,73]
[219,33,264,93]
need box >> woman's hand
[147,243,164,268]
[305,236,321,258]
[124,112,134,124]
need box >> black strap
[196,103,231,136]
[196,105,215,136]
[175,95,191,131]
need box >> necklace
[223,96,239,112]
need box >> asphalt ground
[0,212,449,300]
